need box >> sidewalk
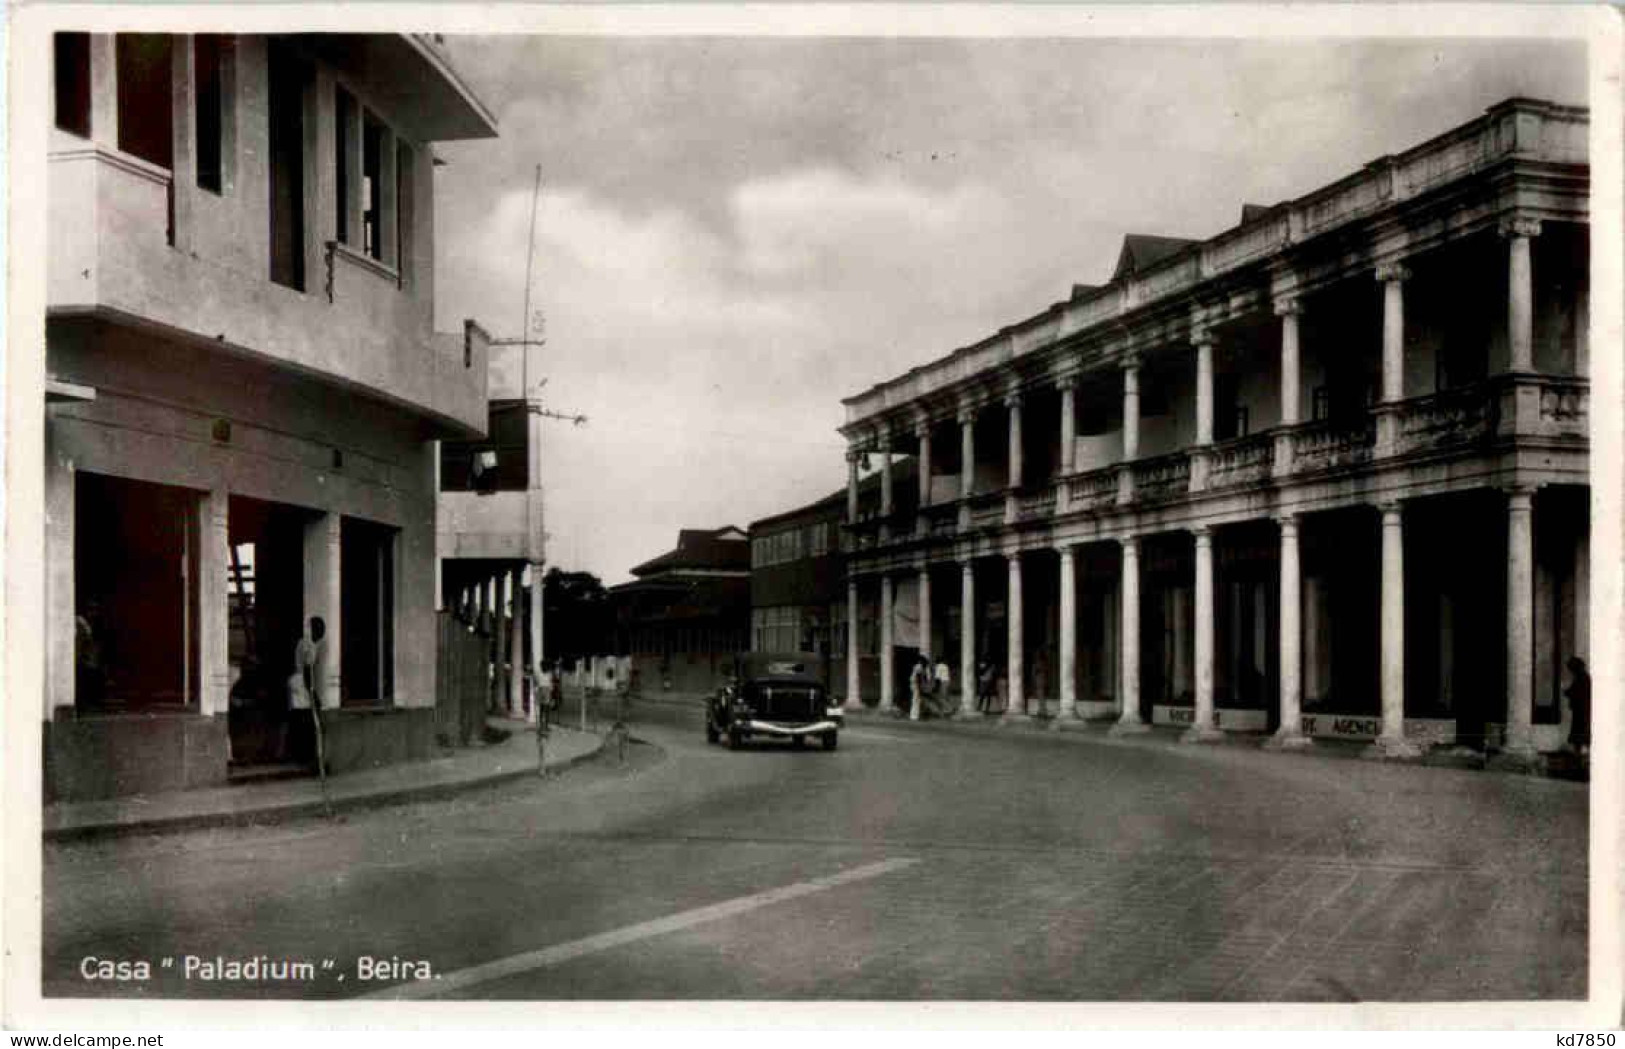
[840,703,1589,780]
[44,718,605,842]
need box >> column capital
[960,556,975,572]
[956,403,977,426]
[1003,386,1024,409]
[913,409,933,438]
[1190,523,1212,542]
[1374,262,1411,284]
[1055,541,1076,559]
[1503,483,1540,507]
[845,448,863,464]
[876,428,894,453]
[1054,369,1078,392]
[1499,215,1542,240]
[1376,498,1405,520]
[1272,294,1302,318]
[1191,327,1217,349]
[1274,511,1301,531]
[1118,533,1140,553]
[1120,351,1143,373]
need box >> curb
[842,705,1585,780]
[44,732,612,844]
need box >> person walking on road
[909,653,934,721]
[1566,656,1591,757]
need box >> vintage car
[706,651,842,750]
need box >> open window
[54,32,91,138]
[267,40,309,291]
[115,34,173,170]
[194,34,230,193]
[439,400,531,493]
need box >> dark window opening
[116,34,173,169]
[75,473,199,712]
[54,32,91,138]
[340,518,395,705]
[194,35,224,192]
[267,41,308,291]
[439,400,531,492]
[334,88,354,245]
[362,116,383,260]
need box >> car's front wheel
[822,731,838,751]
[727,727,744,750]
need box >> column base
[1108,718,1150,737]
[1363,734,1424,760]
[1487,742,1544,773]
[1262,730,1314,752]
[1179,724,1225,745]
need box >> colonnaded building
[42,33,498,800]
[837,97,1589,760]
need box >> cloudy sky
[431,33,1584,585]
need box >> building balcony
[47,142,486,437]
[846,373,1586,554]
[436,487,546,562]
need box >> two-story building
[612,527,751,694]
[839,97,1589,762]
[43,33,498,800]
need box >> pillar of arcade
[1266,513,1312,750]
[1370,501,1421,758]
[1375,263,1410,452]
[1110,535,1148,734]
[1057,372,1077,512]
[1501,486,1539,761]
[1181,525,1223,743]
[879,572,895,713]
[1004,552,1025,718]
[915,413,933,536]
[959,559,977,716]
[958,404,976,532]
[1057,543,1078,720]
[1190,329,1215,491]
[1117,355,1141,505]
[1273,296,1302,477]
[912,563,933,721]
[1502,216,1541,374]
[1004,390,1024,524]
[845,578,862,710]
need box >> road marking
[360,856,920,1000]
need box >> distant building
[749,460,918,707]
[42,33,498,800]
[613,527,751,693]
[838,97,1588,758]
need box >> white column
[1194,331,1215,447]
[508,566,525,718]
[917,420,933,507]
[1122,359,1141,460]
[1005,553,1024,716]
[879,435,893,518]
[1112,536,1147,733]
[1268,514,1310,749]
[913,566,932,720]
[960,560,977,715]
[1377,263,1409,404]
[529,561,544,723]
[88,35,118,148]
[846,451,859,525]
[493,571,511,712]
[845,579,862,710]
[879,574,895,713]
[302,512,342,708]
[1503,487,1538,759]
[44,448,75,718]
[1059,376,1077,474]
[1183,525,1222,742]
[958,407,976,531]
[169,36,197,253]
[1058,545,1077,719]
[1005,391,1023,523]
[1277,298,1301,426]
[1372,501,1420,757]
[200,487,230,717]
[1118,357,1140,505]
[1503,217,1540,373]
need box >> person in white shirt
[284,617,327,763]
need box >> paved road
[43,702,1586,1001]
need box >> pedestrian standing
[909,653,933,721]
[977,659,997,714]
[1565,656,1591,756]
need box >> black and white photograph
[3,2,1620,1032]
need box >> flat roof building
[43,33,499,799]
